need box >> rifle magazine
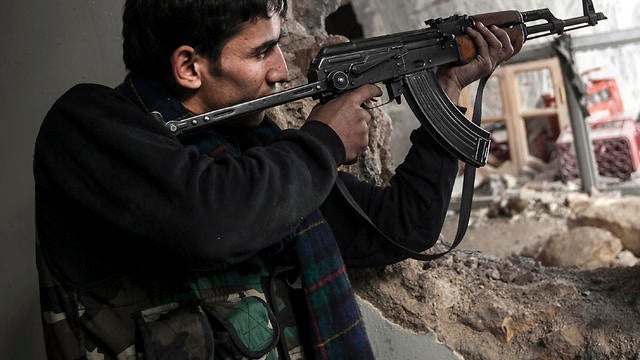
[403,70,490,167]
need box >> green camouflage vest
[37,238,304,359]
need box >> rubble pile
[569,195,640,256]
[352,252,640,359]
[464,169,640,269]
[537,226,625,269]
[361,179,640,358]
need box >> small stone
[490,269,501,280]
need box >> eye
[256,46,274,59]
[256,50,268,59]
[254,40,281,60]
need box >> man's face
[194,14,288,128]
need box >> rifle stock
[165,1,606,167]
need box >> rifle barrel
[524,11,607,40]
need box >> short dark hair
[122,0,287,79]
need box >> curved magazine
[402,70,490,167]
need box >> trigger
[386,81,403,104]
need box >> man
[34,0,515,358]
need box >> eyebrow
[252,34,284,54]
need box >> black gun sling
[335,76,490,261]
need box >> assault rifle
[166,0,606,168]
[165,1,605,260]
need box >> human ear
[170,45,202,90]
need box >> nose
[266,45,288,85]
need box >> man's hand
[307,84,383,163]
[438,22,517,103]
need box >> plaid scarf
[293,210,373,359]
[117,77,373,359]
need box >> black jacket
[34,83,457,287]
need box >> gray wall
[0,2,125,358]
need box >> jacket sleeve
[320,126,459,267]
[34,84,346,273]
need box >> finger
[486,24,522,54]
[465,25,490,61]
[358,120,370,151]
[489,25,510,47]
[489,25,515,60]
[350,84,383,104]
[475,22,503,50]
[354,106,373,127]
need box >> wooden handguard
[457,10,525,64]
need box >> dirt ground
[444,210,568,258]
[352,195,640,360]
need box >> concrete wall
[0,2,125,358]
